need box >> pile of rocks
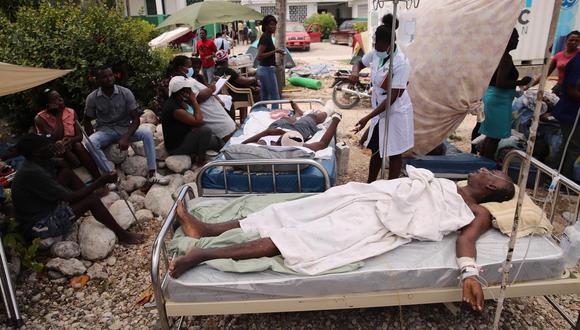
[42,110,199,281]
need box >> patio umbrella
[157,1,263,30]
[0,62,72,97]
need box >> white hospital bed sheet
[165,211,564,302]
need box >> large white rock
[144,186,174,218]
[130,141,146,157]
[100,192,120,209]
[168,174,185,193]
[141,110,158,125]
[135,209,154,223]
[140,123,157,136]
[119,175,147,193]
[165,155,192,174]
[50,241,81,259]
[128,194,145,211]
[182,170,195,184]
[155,142,169,161]
[109,200,135,230]
[78,217,117,261]
[46,258,86,276]
[121,156,149,177]
[104,144,128,165]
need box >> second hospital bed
[199,99,336,194]
[151,150,580,329]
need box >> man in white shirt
[214,33,231,54]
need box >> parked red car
[286,22,311,51]
[330,20,360,47]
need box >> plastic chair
[223,82,255,123]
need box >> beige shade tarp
[0,62,73,97]
[401,0,524,154]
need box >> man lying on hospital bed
[169,166,516,312]
[241,100,342,151]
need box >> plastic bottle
[560,221,580,268]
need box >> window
[260,6,276,16]
[145,0,157,15]
[357,5,368,18]
[289,5,308,22]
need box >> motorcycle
[331,69,372,109]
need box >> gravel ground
[1,42,578,329]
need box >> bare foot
[462,277,484,312]
[175,200,207,239]
[118,232,147,245]
[169,247,205,278]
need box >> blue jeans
[257,65,280,109]
[88,127,157,172]
[203,66,215,83]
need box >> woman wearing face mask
[34,89,101,179]
[349,14,414,182]
[162,76,222,166]
[156,55,195,114]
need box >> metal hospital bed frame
[151,150,580,330]
[198,99,335,195]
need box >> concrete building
[240,0,368,23]
[124,0,368,26]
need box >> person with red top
[35,89,101,179]
[527,30,579,95]
[195,28,217,84]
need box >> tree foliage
[304,13,337,40]
[353,21,368,33]
[0,2,172,132]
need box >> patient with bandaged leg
[242,100,341,151]
[169,166,515,312]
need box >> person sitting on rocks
[156,55,193,115]
[190,57,206,86]
[84,66,169,185]
[242,100,341,151]
[162,76,222,166]
[35,89,101,179]
[11,134,145,244]
[189,74,237,143]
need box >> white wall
[128,0,145,16]
[164,0,187,15]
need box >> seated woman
[35,89,101,179]
[156,55,195,115]
[162,76,222,166]
[242,100,340,150]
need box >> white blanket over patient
[240,166,474,275]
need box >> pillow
[222,144,315,172]
[457,181,552,237]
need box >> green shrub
[353,21,368,33]
[0,3,171,132]
[304,13,337,40]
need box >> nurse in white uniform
[350,14,414,182]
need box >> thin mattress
[201,107,337,193]
[165,204,564,303]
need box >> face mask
[187,68,194,78]
[376,51,388,59]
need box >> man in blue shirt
[553,52,580,180]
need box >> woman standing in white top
[350,14,414,182]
